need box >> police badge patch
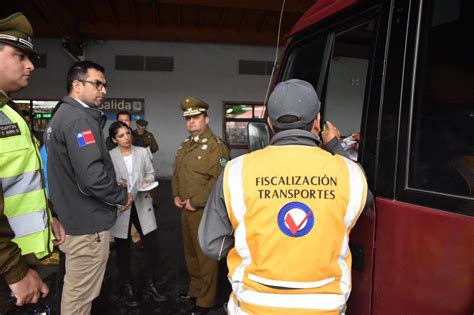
[219,157,228,167]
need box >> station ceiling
[3,0,314,52]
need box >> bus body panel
[289,0,361,36]
[373,198,474,314]
[347,204,376,315]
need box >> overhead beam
[258,11,268,32]
[70,23,288,46]
[31,0,50,23]
[239,9,247,31]
[177,4,182,26]
[35,0,77,37]
[154,2,161,26]
[218,8,227,28]
[198,6,204,26]
[156,0,311,13]
[129,0,140,26]
[107,0,120,25]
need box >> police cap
[136,119,148,128]
[0,12,35,53]
[180,96,208,117]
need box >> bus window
[408,0,474,198]
[280,34,333,96]
[322,20,376,157]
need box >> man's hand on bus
[321,120,341,145]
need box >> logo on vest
[277,201,314,237]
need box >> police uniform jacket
[109,145,157,239]
[142,130,159,153]
[172,127,230,209]
[45,96,128,235]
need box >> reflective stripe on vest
[7,208,48,238]
[1,170,43,197]
[0,104,52,258]
[225,156,251,287]
[223,146,368,313]
[338,157,367,300]
[0,110,13,124]
[248,273,335,289]
[238,290,345,310]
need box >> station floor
[37,180,230,315]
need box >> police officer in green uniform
[0,12,65,312]
[135,119,159,153]
[172,96,230,315]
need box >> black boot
[122,282,140,308]
[142,279,167,302]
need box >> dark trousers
[0,277,14,314]
[115,203,159,283]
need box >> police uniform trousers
[182,207,217,308]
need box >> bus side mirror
[248,122,271,152]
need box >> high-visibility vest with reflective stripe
[0,103,53,259]
[223,145,368,314]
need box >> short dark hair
[272,115,316,134]
[0,43,4,51]
[66,60,105,94]
[116,111,131,121]
[109,121,131,140]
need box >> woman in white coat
[108,121,166,307]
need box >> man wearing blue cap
[199,79,373,314]
[0,12,65,312]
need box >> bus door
[318,16,380,315]
[278,3,386,313]
[371,0,474,313]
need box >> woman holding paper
[108,121,166,307]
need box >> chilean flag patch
[77,130,96,147]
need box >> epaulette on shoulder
[215,136,231,150]
[0,90,10,108]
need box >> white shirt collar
[73,97,90,108]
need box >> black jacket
[45,96,128,235]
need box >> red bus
[256,0,473,313]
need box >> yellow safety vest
[0,102,53,259]
[223,145,368,315]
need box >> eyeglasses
[78,80,108,90]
